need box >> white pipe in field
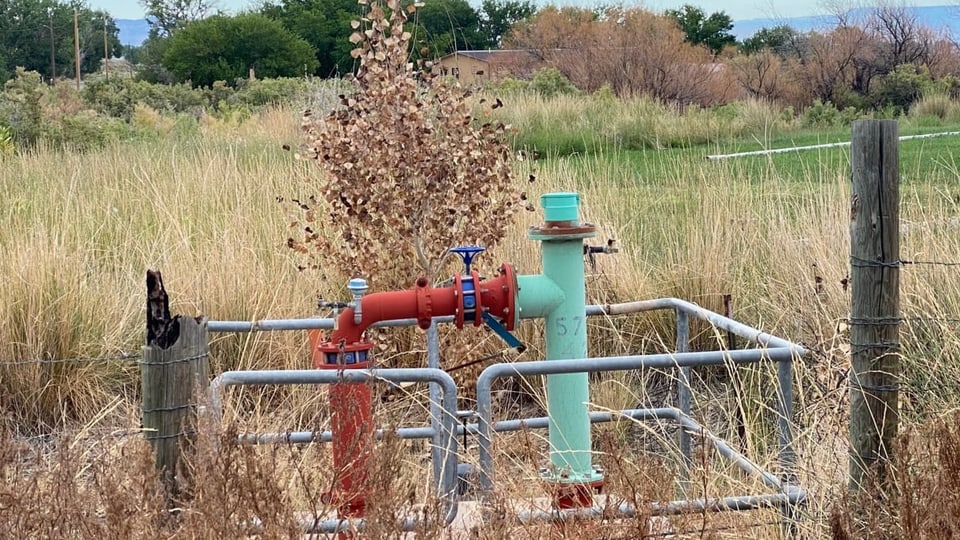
[706,130,960,160]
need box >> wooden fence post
[142,270,210,499]
[849,120,900,491]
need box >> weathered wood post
[849,120,900,491]
[142,270,210,499]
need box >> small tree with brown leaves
[291,0,523,287]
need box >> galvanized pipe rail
[238,408,679,445]
[474,348,801,497]
[207,298,806,531]
[209,368,460,534]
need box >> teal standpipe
[519,192,604,508]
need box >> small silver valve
[347,278,369,325]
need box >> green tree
[76,9,123,75]
[134,35,176,83]
[162,13,318,87]
[478,0,536,48]
[259,0,363,77]
[665,4,735,55]
[740,24,798,56]
[141,0,218,38]
[0,1,120,82]
[409,0,484,57]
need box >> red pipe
[311,265,518,521]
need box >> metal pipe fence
[210,368,461,533]
[206,298,806,532]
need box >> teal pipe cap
[541,192,580,222]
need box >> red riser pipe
[312,268,517,523]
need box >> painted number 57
[555,316,584,336]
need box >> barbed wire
[14,427,145,443]
[0,352,210,368]
[848,315,960,326]
[0,352,140,367]
[851,255,960,268]
[902,258,960,267]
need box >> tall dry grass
[3,91,960,537]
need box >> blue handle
[482,313,526,353]
[449,245,486,275]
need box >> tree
[161,13,318,87]
[134,35,176,83]
[508,6,729,104]
[792,26,870,106]
[505,5,596,56]
[259,0,363,77]
[409,0,484,57]
[141,0,218,38]
[0,1,121,82]
[740,25,798,56]
[478,0,536,48]
[665,4,735,55]
[294,0,521,283]
[728,49,788,101]
[76,9,123,75]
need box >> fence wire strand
[0,352,211,367]
[0,352,141,367]
[850,256,960,268]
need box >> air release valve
[449,245,485,275]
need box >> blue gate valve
[449,245,486,275]
[448,245,524,351]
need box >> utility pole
[103,17,109,80]
[48,8,56,83]
[74,9,81,90]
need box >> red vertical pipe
[311,268,517,522]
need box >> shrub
[909,92,956,120]
[592,84,616,102]
[41,111,139,152]
[231,77,308,108]
[82,78,209,121]
[488,76,530,94]
[801,99,862,128]
[131,104,175,135]
[81,78,139,120]
[205,80,235,111]
[0,124,12,156]
[0,68,44,145]
[530,67,579,98]
[293,0,522,283]
[869,64,934,113]
[149,81,207,115]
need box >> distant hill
[116,19,150,47]
[732,5,960,41]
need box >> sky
[88,0,955,21]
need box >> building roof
[439,49,540,64]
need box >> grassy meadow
[3,87,960,537]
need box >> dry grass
[3,86,960,537]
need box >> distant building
[432,50,544,85]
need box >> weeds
[3,54,960,537]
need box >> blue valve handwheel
[449,245,486,275]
